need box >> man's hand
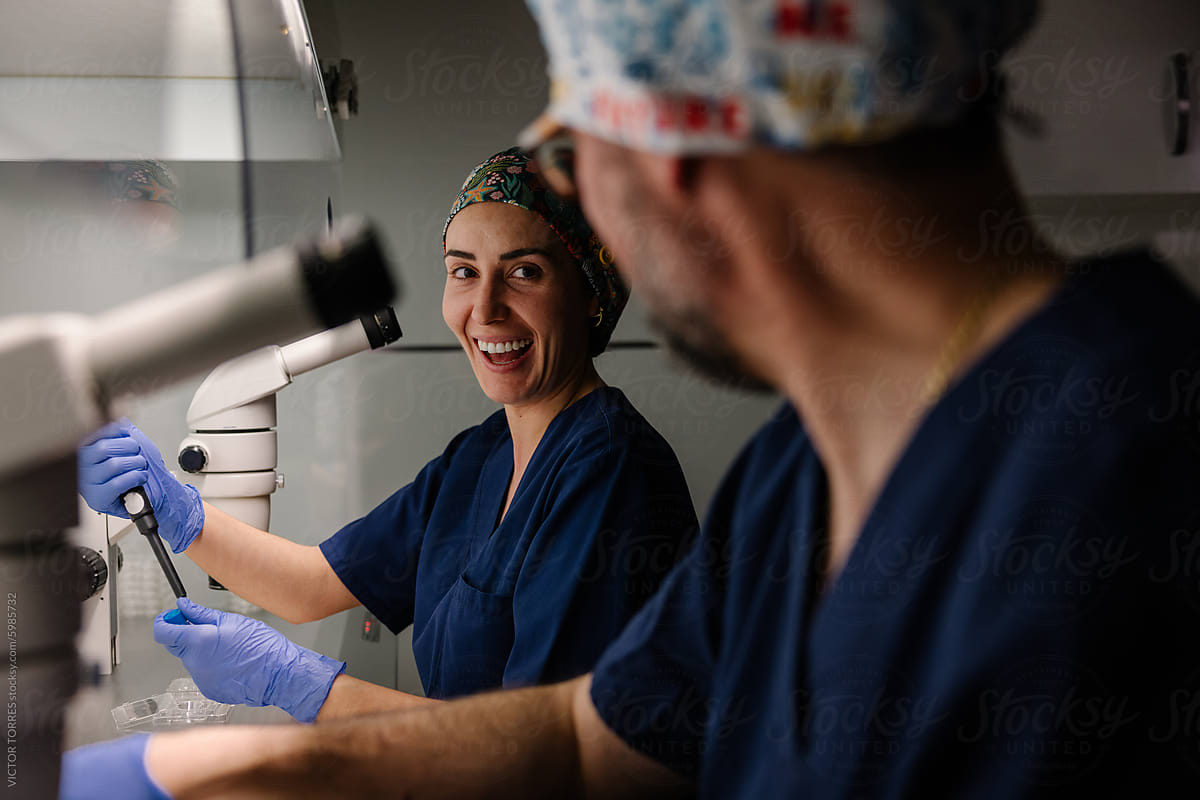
[153,598,344,722]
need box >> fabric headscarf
[36,160,181,210]
[102,160,180,210]
[443,147,628,355]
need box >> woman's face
[443,201,598,408]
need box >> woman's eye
[512,264,541,279]
[450,266,477,279]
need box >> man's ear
[587,294,601,317]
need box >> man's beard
[648,306,774,395]
[616,203,774,394]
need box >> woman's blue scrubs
[319,386,698,699]
[588,251,1200,797]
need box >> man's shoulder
[702,401,815,531]
[729,402,810,473]
[947,251,1200,465]
[1046,250,1199,369]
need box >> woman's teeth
[475,338,532,355]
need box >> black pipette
[121,487,187,598]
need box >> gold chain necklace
[917,277,1001,407]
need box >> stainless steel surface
[64,613,293,749]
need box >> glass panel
[0,0,338,163]
[232,0,340,163]
[0,0,343,307]
[0,0,236,162]
[230,0,342,253]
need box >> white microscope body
[174,309,400,548]
[68,505,122,676]
[69,314,400,676]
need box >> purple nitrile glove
[78,418,205,553]
[153,597,346,723]
[59,733,171,800]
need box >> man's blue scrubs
[320,386,698,699]
[590,252,1200,797]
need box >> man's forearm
[317,673,439,721]
[146,678,584,799]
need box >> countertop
[64,615,293,749]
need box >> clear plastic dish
[112,679,234,730]
[167,678,200,694]
[111,694,174,729]
[152,698,234,728]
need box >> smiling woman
[77,148,701,721]
[316,147,702,702]
[435,146,632,524]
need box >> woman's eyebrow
[445,249,474,259]
[499,247,553,261]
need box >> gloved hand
[153,597,345,723]
[59,733,172,800]
[78,418,205,553]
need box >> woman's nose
[471,277,507,325]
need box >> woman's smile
[474,336,534,370]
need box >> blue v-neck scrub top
[589,252,1200,798]
[319,386,698,700]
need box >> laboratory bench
[63,614,293,749]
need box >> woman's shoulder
[544,388,697,525]
[554,386,679,465]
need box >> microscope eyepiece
[359,306,402,349]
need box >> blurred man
[62,1,1200,797]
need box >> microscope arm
[174,308,400,544]
[182,308,400,432]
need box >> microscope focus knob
[178,444,208,473]
[76,547,109,601]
